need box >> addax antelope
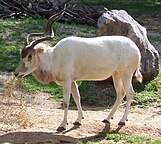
[15,7,142,131]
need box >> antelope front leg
[57,80,71,132]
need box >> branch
[7,0,36,16]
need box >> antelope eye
[28,54,32,61]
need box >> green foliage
[79,133,161,144]
[133,70,161,106]
[0,17,47,71]
[81,0,161,16]
[79,82,98,105]
[0,42,19,71]
[106,133,161,144]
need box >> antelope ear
[35,48,44,55]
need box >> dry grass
[0,73,33,132]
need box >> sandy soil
[0,92,161,144]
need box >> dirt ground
[0,91,161,144]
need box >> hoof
[118,122,125,126]
[57,126,66,132]
[102,119,110,124]
[73,121,81,126]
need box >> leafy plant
[81,0,161,16]
[79,133,161,144]
[133,70,161,106]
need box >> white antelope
[15,9,142,131]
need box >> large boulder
[97,9,159,83]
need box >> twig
[66,9,82,19]
[8,0,36,16]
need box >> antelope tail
[135,67,143,83]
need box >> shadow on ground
[0,123,124,144]
[0,131,78,144]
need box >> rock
[97,9,159,82]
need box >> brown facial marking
[21,46,33,59]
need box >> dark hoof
[118,122,125,126]
[102,119,110,124]
[57,126,66,132]
[73,121,81,126]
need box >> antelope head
[14,7,66,78]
